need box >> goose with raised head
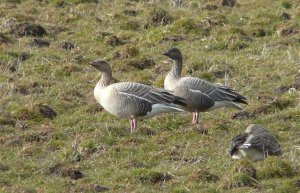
[228,124,282,161]
[163,48,247,125]
[89,59,186,133]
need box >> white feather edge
[141,104,185,119]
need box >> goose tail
[142,104,185,118]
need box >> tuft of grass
[190,168,219,183]
[275,179,298,193]
[258,157,295,179]
[133,169,172,184]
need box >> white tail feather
[142,104,185,118]
[209,101,242,110]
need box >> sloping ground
[0,0,299,192]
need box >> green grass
[1,0,300,192]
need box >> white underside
[232,148,265,161]
[141,104,184,119]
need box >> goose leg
[130,119,137,133]
[192,112,200,124]
[194,112,199,124]
[192,112,196,124]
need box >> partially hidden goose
[228,124,282,161]
[89,59,186,133]
[163,48,247,125]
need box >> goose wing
[116,91,153,117]
[228,133,248,155]
[241,133,282,155]
[113,82,186,106]
[183,86,215,110]
[180,77,247,104]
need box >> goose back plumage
[113,82,186,106]
[228,124,282,160]
[178,77,247,104]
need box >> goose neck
[171,59,182,77]
[98,71,112,88]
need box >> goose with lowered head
[228,124,282,161]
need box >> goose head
[162,48,182,60]
[245,124,269,134]
[89,59,111,72]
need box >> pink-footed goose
[163,48,247,125]
[89,59,186,133]
[228,124,282,161]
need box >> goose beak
[162,51,168,56]
[89,61,96,67]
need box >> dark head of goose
[89,59,111,72]
[162,47,182,61]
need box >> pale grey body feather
[90,59,186,132]
[94,81,185,119]
[163,48,247,115]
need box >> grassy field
[0,0,300,192]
